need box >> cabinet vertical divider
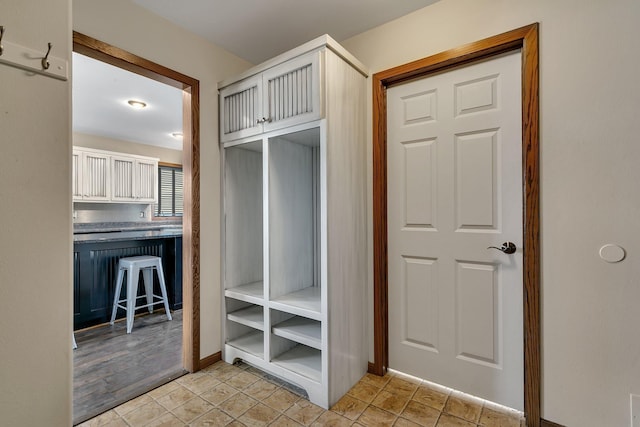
[263,137,271,364]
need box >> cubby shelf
[270,286,321,320]
[226,330,264,358]
[272,316,321,350]
[225,281,264,304]
[227,305,264,331]
[272,344,321,383]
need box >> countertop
[73,221,182,244]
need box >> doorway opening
[370,24,540,426]
[72,32,200,424]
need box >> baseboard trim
[541,418,565,427]
[199,351,222,370]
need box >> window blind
[155,166,183,217]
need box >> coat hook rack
[0,26,67,80]
[41,42,52,70]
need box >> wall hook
[41,42,52,70]
[0,26,5,56]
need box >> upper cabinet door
[72,150,83,201]
[111,155,136,202]
[82,151,111,201]
[220,75,263,143]
[135,158,157,203]
[262,51,322,133]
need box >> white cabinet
[73,149,110,202]
[111,155,157,203]
[73,147,157,203]
[220,75,263,142]
[72,150,82,200]
[220,51,321,142]
[221,35,368,409]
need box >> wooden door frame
[73,32,201,372]
[371,24,540,426]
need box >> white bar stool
[110,255,172,334]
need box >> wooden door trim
[73,32,201,372]
[372,23,540,426]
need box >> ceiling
[73,0,439,151]
[72,52,184,150]
[132,0,439,64]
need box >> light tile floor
[79,361,524,427]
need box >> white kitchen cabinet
[221,35,368,409]
[73,149,110,202]
[111,155,157,203]
[73,147,157,204]
[219,50,321,143]
[72,150,82,200]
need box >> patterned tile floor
[79,361,524,427]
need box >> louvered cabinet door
[110,155,136,202]
[82,152,111,201]
[220,74,263,143]
[72,150,83,201]
[136,159,157,203]
[262,51,322,133]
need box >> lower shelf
[226,330,264,358]
[272,316,321,350]
[227,305,264,330]
[272,344,321,383]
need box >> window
[155,165,183,217]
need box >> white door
[387,51,523,410]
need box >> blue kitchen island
[73,223,183,330]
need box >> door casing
[73,32,202,371]
[371,24,540,426]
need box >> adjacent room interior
[71,51,186,424]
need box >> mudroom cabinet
[220,35,368,408]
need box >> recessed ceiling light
[171,132,183,139]
[127,100,147,109]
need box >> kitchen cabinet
[73,148,110,201]
[219,50,321,143]
[220,35,368,409]
[111,155,158,203]
[73,146,158,203]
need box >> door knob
[487,242,516,254]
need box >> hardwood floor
[73,310,184,425]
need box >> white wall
[73,132,183,165]
[342,0,640,426]
[0,0,72,424]
[73,0,252,359]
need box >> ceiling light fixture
[127,100,147,109]
[171,132,183,139]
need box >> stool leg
[110,267,125,325]
[126,266,139,333]
[142,267,154,314]
[155,261,172,321]
[72,333,77,350]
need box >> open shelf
[225,281,264,304]
[272,316,321,350]
[270,286,321,320]
[272,344,321,383]
[227,305,264,331]
[227,330,264,358]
